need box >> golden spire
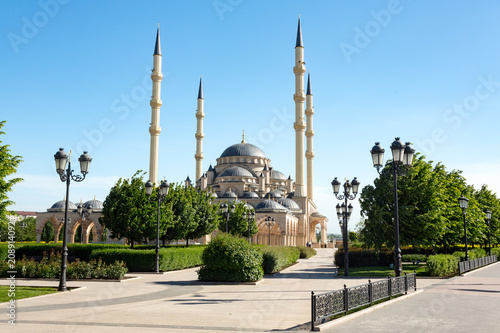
[241,130,246,143]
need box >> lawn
[337,264,429,277]
[0,286,59,303]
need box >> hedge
[90,247,204,272]
[426,254,459,277]
[297,246,316,259]
[12,243,127,261]
[402,254,426,263]
[198,234,263,282]
[452,248,487,261]
[492,248,500,257]
[335,249,393,268]
[260,246,300,274]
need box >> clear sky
[2,1,500,235]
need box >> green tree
[219,201,258,237]
[473,185,500,247]
[100,171,160,248]
[41,221,54,243]
[15,216,36,242]
[0,121,23,234]
[348,231,358,242]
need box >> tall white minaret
[195,76,204,182]
[149,26,163,184]
[293,16,306,197]
[305,73,315,200]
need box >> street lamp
[220,202,235,233]
[331,177,359,277]
[242,209,255,243]
[145,180,170,273]
[19,220,27,243]
[264,216,275,245]
[370,138,414,277]
[485,210,492,256]
[458,196,469,261]
[77,203,93,244]
[54,148,92,291]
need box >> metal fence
[311,273,417,331]
[459,255,497,275]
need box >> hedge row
[402,254,426,263]
[90,246,205,272]
[297,246,316,259]
[260,246,300,274]
[492,248,500,257]
[426,254,459,277]
[334,249,393,268]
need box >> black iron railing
[311,273,417,331]
[459,255,497,275]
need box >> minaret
[305,73,315,200]
[149,26,163,184]
[195,76,204,181]
[293,16,306,197]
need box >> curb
[315,289,424,331]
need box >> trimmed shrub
[335,249,393,268]
[491,248,500,258]
[427,254,459,277]
[260,246,300,274]
[297,246,316,259]
[402,254,426,263]
[91,246,204,272]
[15,243,127,261]
[198,234,263,282]
[0,244,8,262]
[452,248,487,261]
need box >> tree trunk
[186,238,189,247]
[130,239,134,249]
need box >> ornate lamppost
[485,210,492,256]
[54,148,92,291]
[458,196,469,261]
[242,209,255,243]
[370,138,415,277]
[332,178,359,277]
[77,202,93,244]
[145,180,170,274]
[264,216,275,245]
[220,202,235,233]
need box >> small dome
[243,203,255,211]
[220,143,266,158]
[240,191,260,199]
[48,200,77,212]
[221,191,237,199]
[84,199,103,212]
[287,191,295,199]
[255,199,289,212]
[218,166,254,178]
[271,169,287,180]
[265,190,283,199]
[277,198,301,212]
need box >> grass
[0,286,59,303]
[337,264,429,277]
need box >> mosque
[34,17,328,247]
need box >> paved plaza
[1,249,498,332]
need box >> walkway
[0,249,444,332]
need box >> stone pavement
[0,249,444,332]
[321,261,500,333]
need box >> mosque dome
[84,199,103,212]
[277,198,301,212]
[220,143,266,158]
[220,191,238,199]
[255,199,289,212]
[271,169,287,180]
[265,190,283,199]
[240,191,260,199]
[218,166,254,178]
[48,200,77,212]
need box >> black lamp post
[370,138,415,277]
[332,177,359,277]
[220,202,235,233]
[145,180,170,274]
[485,210,492,256]
[242,209,255,243]
[458,196,469,261]
[54,148,92,291]
[264,216,275,245]
[77,203,93,244]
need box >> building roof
[154,27,161,55]
[271,169,287,180]
[218,166,254,178]
[84,199,103,212]
[277,198,301,212]
[220,143,266,159]
[296,16,303,47]
[198,76,203,99]
[255,199,289,212]
[240,191,260,199]
[265,190,283,199]
[220,190,237,199]
[307,72,312,95]
[48,200,77,212]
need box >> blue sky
[2,1,500,235]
